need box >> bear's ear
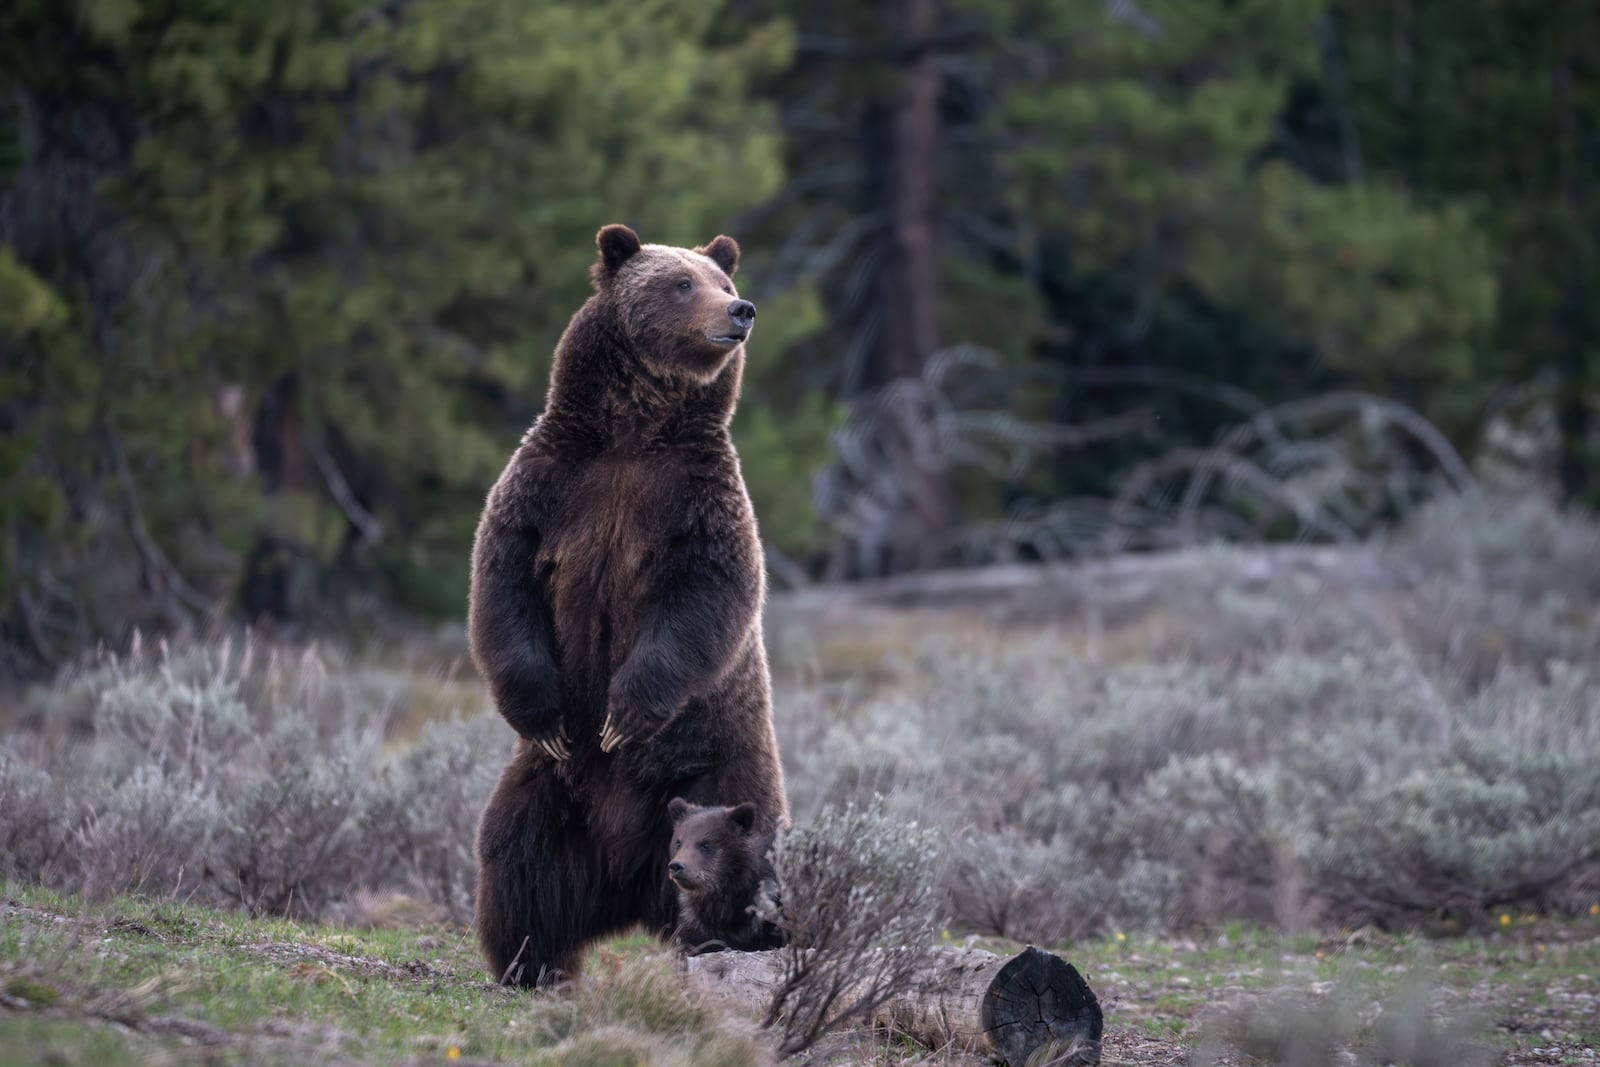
[668,797,694,824]
[727,803,757,834]
[697,235,739,278]
[593,224,643,287]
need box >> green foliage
[1336,3,1600,500]
[0,0,791,665]
[0,248,71,602]
[970,0,1504,439]
[731,282,842,558]
[1208,174,1496,409]
[0,248,65,339]
[5,0,1600,662]
[734,393,840,559]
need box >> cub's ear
[697,235,739,277]
[592,224,643,287]
[727,803,757,833]
[667,797,694,824]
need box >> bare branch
[307,437,384,545]
[102,427,214,616]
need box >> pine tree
[0,0,790,670]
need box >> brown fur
[469,224,787,987]
[666,797,785,954]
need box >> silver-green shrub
[772,495,1600,936]
[758,797,942,1055]
[1312,738,1600,920]
[0,636,500,919]
[76,764,220,901]
[364,714,505,916]
[4,493,1596,939]
[0,752,76,884]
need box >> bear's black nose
[727,300,756,330]
[668,861,685,875]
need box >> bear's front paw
[530,723,572,762]
[598,700,674,753]
[508,715,571,762]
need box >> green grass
[0,1018,156,1067]
[1057,920,1600,1064]
[6,885,1600,1064]
[0,884,766,1067]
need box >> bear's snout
[668,860,702,891]
[726,300,756,332]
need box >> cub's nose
[727,300,756,330]
[668,861,685,875]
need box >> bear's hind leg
[475,846,579,986]
[475,758,625,987]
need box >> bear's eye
[721,284,733,295]
[698,841,714,855]
[671,838,680,850]
[677,278,693,292]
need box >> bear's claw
[535,726,571,761]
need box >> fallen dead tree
[774,542,1396,615]
[683,944,1103,1065]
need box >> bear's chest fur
[550,459,661,593]
[543,460,656,660]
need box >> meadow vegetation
[2,493,1599,1063]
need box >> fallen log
[682,944,1103,1065]
[771,543,1395,615]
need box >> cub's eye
[671,839,681,850]
[721,284,733,295]
[677,279,693,291]
[698,841,714,855]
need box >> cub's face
[666,798,758,895]
[592,225,756,384]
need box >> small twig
[498,936,530,987]
[307,437,384,545]
[103,427,213,615]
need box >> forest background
[3,0,1597,675]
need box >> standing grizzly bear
[666,797,786,954]
[469,224,788,987]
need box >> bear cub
[667,798,785,954]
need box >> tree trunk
[683,945,1103,1065]
[872,0,942,389]
[1554,55,1595,506]
[240,373,304,621]
[835,0,951,578]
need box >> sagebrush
[2,494,1597,939]
[772,494,1600,935]
[0,637,501,919]
[757,798,942,1055]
